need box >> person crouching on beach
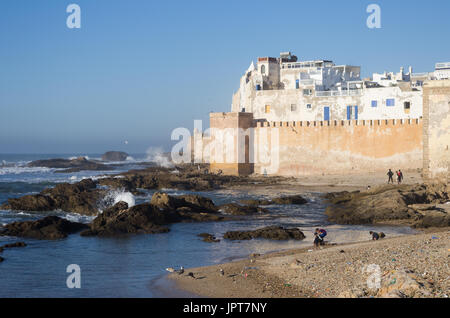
[314,228,327,247]
[369,231,385,240]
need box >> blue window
[371,100,377,107]
[346,106,352,120]
[386,99,395,106]
[324,106,330,121]
[295,79,299,89]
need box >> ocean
[0,154,418,297]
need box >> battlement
[254,118,421,128]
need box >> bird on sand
[188,272,196,279]
[166,266,184,274]
[219,268,224,276]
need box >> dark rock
[224,226,306,241]
[151,192,217,214]
[2,242,27,248]
[28,157,113,173]
[271,195,308,205]
[197,233,220,243]
[97,164,287,193]
[0,179,103,215]
[101,151,129,162]
[0,216,88,240]
[240,195,307,206]
[82,193,224,237]
[80,201,170,237]
[325,183,450,227]
[218,203,268,215]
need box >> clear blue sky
[1,0,449,154]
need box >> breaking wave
[145,147,174,168]
[0,166,52,176]
[99,189,136,211]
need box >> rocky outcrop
[198,233,220,243]
[325,183,450,228]
[101,151,129,162]
[97,164,287,193]
[2,242,27,248]
[0,216,88,240]
[28,157,113,173]
[0,179,103,215]
[224,226,306,241]
[240,195,308,206]
[218,203,268,215]
[81,193,224,237]
[80,202,171,237]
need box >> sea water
[0,154,418,297]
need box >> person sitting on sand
[370,231,385,240]
[314,228,327,247]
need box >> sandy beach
[167,171,449,298]
[169,229,449,298]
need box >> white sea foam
[61,212,96,224]
[146,147,174,168]
[0,166,52,175]
[99,189,136,211]
[68,155,90,160]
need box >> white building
[432,62,450,80]
[231,52,426,122]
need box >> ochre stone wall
[253,119,423,176]
[209,112,254,176]
[423,80,450,181]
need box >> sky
[0,0,449,154]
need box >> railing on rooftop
[315,89,363,97]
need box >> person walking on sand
[396,170,402,184]
[387,169,394,184]
[398,169,404,184]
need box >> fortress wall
[423,80,450,181]
[254,119,423,176]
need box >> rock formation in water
[28,157,113,173]
[324,183,450,228]
[0,216,88,240]
[101,151,129,162]
[240,195,308,206]
[224,226,306,241]
[80,192,224,237]
[0,179,103,215]
[218,203,269,215]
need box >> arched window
[261,65,266,75]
